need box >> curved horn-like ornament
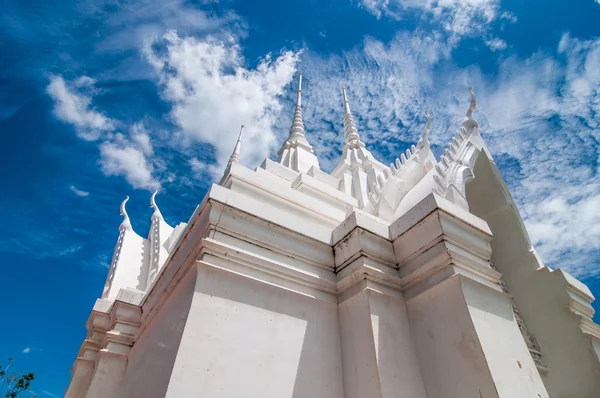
[418,110,432,149]
[150,190,164,220]
[462,87,479,130]
[119,196,132,231]
[468,87,477,115]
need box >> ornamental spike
[341,87,361,144]
[229,125,244,165]
[288,74,306,139]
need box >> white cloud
[130,122,154,156]
[69,185,90,197]
[358,0,501,39]
[47,75,114,140]
[144,31,299,179]
[485,37,507,52]
[99,135,160,190]
[91,0,238,51]
[22,347,31,354]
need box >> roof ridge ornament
[462,87,478,131]
[150,190,164,220]
[119,196,132,231]
[417,110,432,149]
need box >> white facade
[66,76,600,398]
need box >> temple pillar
[65,300,111,398]
[85,300,141,398]
[334,214,428,398]
[392,194,549,398]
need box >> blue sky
[1,0,600,395]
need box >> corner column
[392,194,549,398]
[334,213,428,398]
[85,301,141,398]
[65,300,111,398]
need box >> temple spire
[288,73,306,140]
[229,125,244,165]
[341,87,362,145]
[277,72,320,173]
[119,196,132,231]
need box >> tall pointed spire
[229,125,244,166]
[341,87,362,146]
[277,72,320,173]
[220,125,245,185]
[288,73,305,139]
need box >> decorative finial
[463,87,478,130]
[150,190,163,220]
[467,87,476,117]
[296,72,302,108]
[417,110,432,149]
[287,74,306,140]
[119,196,132,231]
[225,125,244,169]
[342,87,351,115]
[341,87,361,145]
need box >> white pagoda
[66,74,600,398]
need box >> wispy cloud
[358,0,502,40]
[91,0,240,51]
[46,76,114,141]
[69,185,90,197]
[22,347,31,354]
[284,30,600,278]
[42,390,61,398]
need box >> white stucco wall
[165,262,344,398]
[406,276,499,398]
[339,288,427,398]
[119,269,196,398]
[462,277,548,397]
[466,152,600,397]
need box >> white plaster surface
[164,263,344,398]
[119,269,196,398]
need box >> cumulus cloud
[47,76,160,190]
[22,347,31,354]
[69,185,90,197]
[144,31,299,178]
[359,0,501,39]
[46,75,114,140]
[99,130,159,190]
